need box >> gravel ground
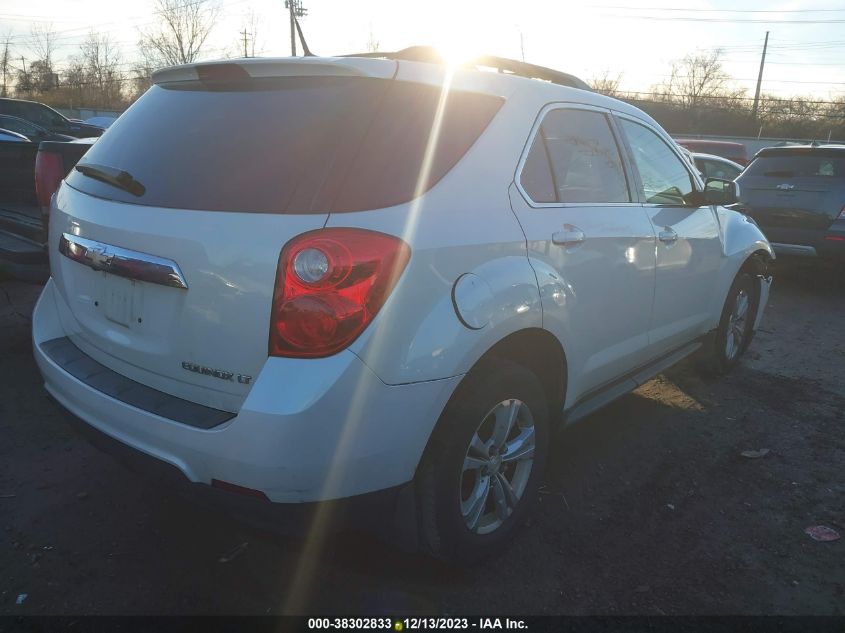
[0,262,843,615]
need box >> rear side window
[743,154,845,179]
[520,108,630,204]
[66,77,503,213]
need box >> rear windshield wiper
[75,163,146,197]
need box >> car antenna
[294,16,314,56]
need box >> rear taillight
[34,150,64,209]
[269,228,411,358]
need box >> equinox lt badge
[181,361,252,385]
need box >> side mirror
[702,177,739,206]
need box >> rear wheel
[416,360,549,563]
[701,271,759,374]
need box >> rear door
[510,104,656,399]
[616,115,723,352]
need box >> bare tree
[366,26,379,53]
[0,32,13,97]
[139,0,220,67]
[28,24,58,92]
[80,31,123,107]
[127,41,160,101]
[590,71,623,97]
[62,55,87,105]
[657,50,738,110]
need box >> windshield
[66,76,503,214]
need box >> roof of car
[0,97,50,106]
[676,139,747,149]
[342,46,593,91]
[756,144,845,157]
[153,53,662,131]
[691,152,744,168]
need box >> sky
[1,0,844,100]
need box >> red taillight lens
[269,228,411,358]
[34,151,64,209]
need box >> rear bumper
[769,220,845,260]
[33,278,461,504]
[57,408,416,540]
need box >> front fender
[710,207,775,328]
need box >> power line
[592,5,845,13]
[595,13,845,24]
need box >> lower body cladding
[32,279,461,537]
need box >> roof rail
[341,46,592,92]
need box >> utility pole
[751,31,769,121]
[285,0,308,56]
[20,56,28,93]
[241,29,249,57]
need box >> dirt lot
[1,263,843,615]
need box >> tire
[700,271,759,375]
[416,359,550,564]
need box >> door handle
[658,228,678,244]
[552,224,586,246]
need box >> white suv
[32,52,773,563]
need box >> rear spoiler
[152,57,397,85]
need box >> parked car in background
[0,98,104,139]
[692,153,744,181]
[0,138,95,281]
[676,139,748,166]
[735,144,845,260]
[0,128,29,142]
[32,52,773,563]
[0,114,75,142]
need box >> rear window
[743,154,845,179]
[66,77,503,213]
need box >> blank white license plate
[103,274,140,327]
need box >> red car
[676,139,748,166]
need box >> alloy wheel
[459,399,536,535]
[725,287,750,361]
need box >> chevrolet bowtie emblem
[86,247,115,269]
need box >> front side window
[32,104,64,128]
[620,119,695,205]
[520,108,630,204]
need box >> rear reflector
[823,235,844,242]
[34,150,64,209]
[211,479,270,501]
